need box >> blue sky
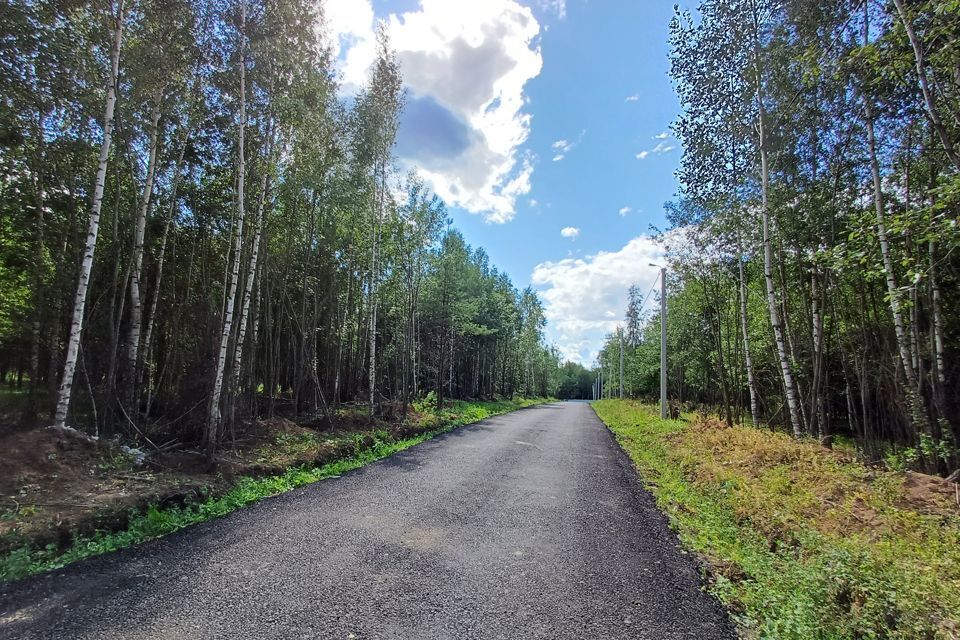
[327,0,680,364]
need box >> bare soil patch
[0,409,397,556]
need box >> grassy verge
[592,399,960,640]
[0,397,549,582]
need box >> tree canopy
[0,0,563,449]
[599,0,959,474]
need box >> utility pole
[660,267,667,419]
[619,329,624,399]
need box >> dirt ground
[0,408,416,556]
[900,469,960,516]
[0,426,217,552]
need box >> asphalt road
[0,401,734,639]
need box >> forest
[0,2,958,636]
[596,0,959,476]
[0,0,564,451]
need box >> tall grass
[593,399,960,639]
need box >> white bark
[368,242,379,413]
[124,97,162,412]
[368,156,384,415]
[810,268,825,439]
[250,257,264,359]
[929,239,948,429]
[859,2,930,442]
[860,14,930,439]
[737,234,760,428]
[930,240,946,389]
[53,1,125,429]
[231,169,271,394]
[142,127,191,414]
[865,95,923,412]
[752,20,804,438]
[206,2,247,449]
[618,329,624,399]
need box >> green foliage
[0,207,32,341]
[555,361,595,399]
[0,398,549,582]
[594,400,960,639]
[0,0,564,442]
[661,0,960,467]
[412,390,438,415]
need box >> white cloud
[625,94,640,102]
[328,0,543,223]
[550,129,585,162]
[528,198,538,207]
[537,0,567,18]
[560,226,580,239]
[531,235,664,363]
[551,140,569,162]
[636,138,676,160]
[324,0,378,90]
[618,206,632,216]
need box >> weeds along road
[0,402,734,639]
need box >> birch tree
[206,1,248,450]
[53,1,126,429]
[122,95,161,415]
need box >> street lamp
[649,264,667,419]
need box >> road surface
[0,401,734,639]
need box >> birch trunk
[102,174,125,432]
[370,248,379,415]
[752,18,804,438]
[368,157,384,416]
[737,233,760,427]
[928,241,953,459]
[450,330,456,397]
[864,93,928,436]
[401,263,413,416]
[333,261,352,407]
[53,1,125,429]
[929,240,947,419]
[810,267,825,440]
[142,127,191,414]
[206,2,247,450]
[231,169,270,397]
[123,96,162,415]
[618,330,624,399]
